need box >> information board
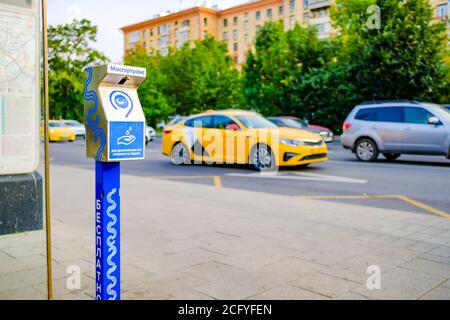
[0,0,40,175]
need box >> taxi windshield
[236,116,278,129]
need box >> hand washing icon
[117,127,136,146]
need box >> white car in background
[64,120,86,140]
[146,126,156,145]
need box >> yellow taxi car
[162,110,328,171]
[49,120,76,142]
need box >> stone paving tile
[352,267,447,300]
[193,272,280,300]
[420,253,450,265]
[256,257,327,281]
[400,258,450,278]
[334,292,369,300]
[0,267,47,292]
[137,248,224,275]
[247,285,329,300]
[52,274,95,300]
[418,286,450,300]
[217,246,299,271]
[441,279,450,288]
[194,233,273,256]
[290,272,360,299]
[430,246,450,258]
[0,286,46,300]
[408,241,440,253]
[184,261,246,282]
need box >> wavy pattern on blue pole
[84,67,106,161]
[106,188,118,300]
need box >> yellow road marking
[213,176,222,189]
[298,194,450,219]
[153,175,223,190]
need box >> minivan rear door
[371,107,405,152]
[403,107,447,154]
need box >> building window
[289,15,295,27]
[223,32,228,41]
[279,6,284,16]
[203,18,208,26]
[437,4,448,17]
[177,29,190,48]
[150,28,154,36]
[244,34,249,44]
[233,30,239,41]
[160,47,169,56]
[267,8,273,19]
[233,16,238,25]
[128,31,140,49]
[181,19,190,27]
[244,20,249,30]
[223,19,228,28]
[233,42,238,52]
[244,12,249,19]
[303,13,310,24]
[289,0,296,11]
[142,30,147,38]
[256,25,261,32]
[256,11,261,21]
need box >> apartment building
[121,0,449,64]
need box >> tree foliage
[125,36,243,125]
[48,19,108,120]
[243,0,450,132]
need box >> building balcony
[307,0,332,10]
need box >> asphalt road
[50,137,450,218]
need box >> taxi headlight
[278,138,305,147]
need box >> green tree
[162,36,243,115]
[333,0,450,103]
[48,19,108,120]
[124,46,173,127]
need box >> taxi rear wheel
[250,144,277,172]
[171,142,191,166]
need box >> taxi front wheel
[250,144,277,172]
[171,142,191,166]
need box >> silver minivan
[341,101,450,162]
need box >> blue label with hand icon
[109,122,144,160]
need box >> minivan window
[372,107,404,123]
[355,108,374,121]
[405,108,435,124]
[185,116,213,128]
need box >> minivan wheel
[250,144,277,171]
[383,153,401,161]
[171,142,191,166]
[355,138,378,162]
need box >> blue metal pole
[95,161,121,300]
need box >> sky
[47,0,248,63]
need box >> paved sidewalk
[51,165,450,300]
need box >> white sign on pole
[0,0,40,175]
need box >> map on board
[0,0,39,174]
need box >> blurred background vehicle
[163,110,328,171]
[341,101,450,162]
[268,116,334,143]
[444,105,450,111]
[63,120,86,140]
[146,126,156,145]
[49,120,76,143]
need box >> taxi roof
[200,109,259,117]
